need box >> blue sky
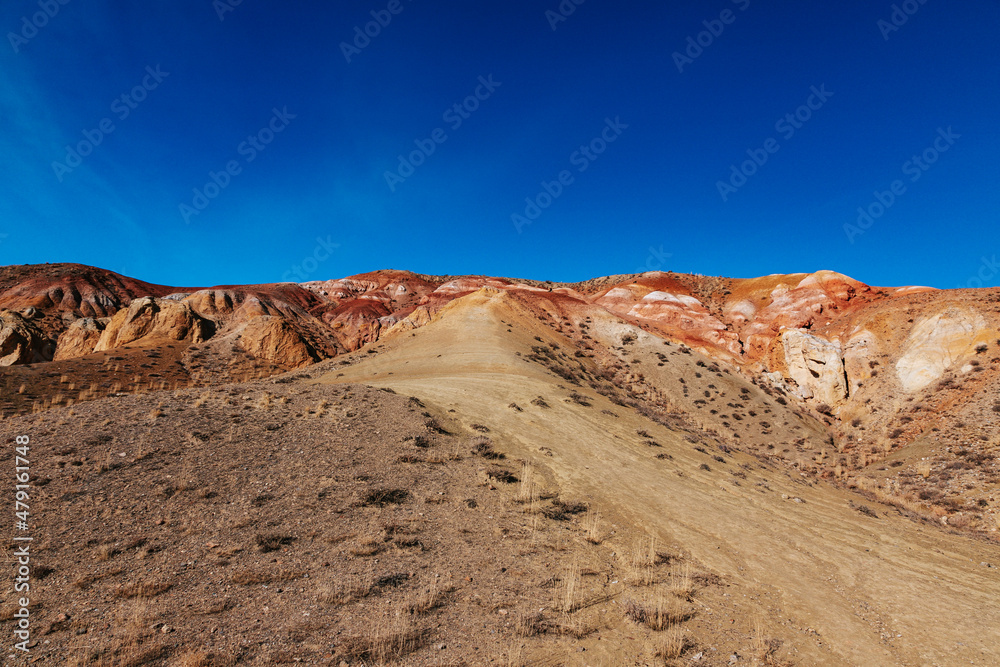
[1,0,998,289]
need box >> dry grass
[84,600,165,667]
[655,625,687,659]
[501,644,525,667]
[338,610,426,663]
[114,580,172,599]
[748,616,784,665]
[586,510,603,544]
[405,576,452,614]
[230,569,305,585]
[96,543,118,562]
[173,651,236,667]
[318,568,375,605]
[623,589,687,631]
[561,562,581,613]
[627,534,660,585]
[516,462,537,503]
[669,562,694,599]
[348,535,383,557]
[514,611,546,637]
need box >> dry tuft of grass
[516,462,537,504]
[627,534,661,586]
[586,510,603,544]
[114,580,172,599]
[623,589,687,631]
[318,569,375,605]
[87,601,165,667]
[669,562,695,599]
[501,644,525,667]
[748,617,786,665]
[348,536,383,557]
[655,625,687,659]
[338,610,427,663]
[514,611,546,637]
[561,562,581,613]
[405,576,453,614]
[96,543,119,562]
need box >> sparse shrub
[853,504,879,518]
[542,499,588,521]
[255,533,295,552]
[359,488,410,507]
[470,436,504,459]
[424,417,448,434]
[486,467,518,484]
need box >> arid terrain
[2,263,999,665]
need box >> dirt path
[317,289,1000,666]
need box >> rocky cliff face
[53,317,108,361]
[94,297,212,352]
[895,307,989,392]
[0,310,49,365]
[780,329,848,406]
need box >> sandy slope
[316,288,1000,666]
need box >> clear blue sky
[1,0,998,288]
